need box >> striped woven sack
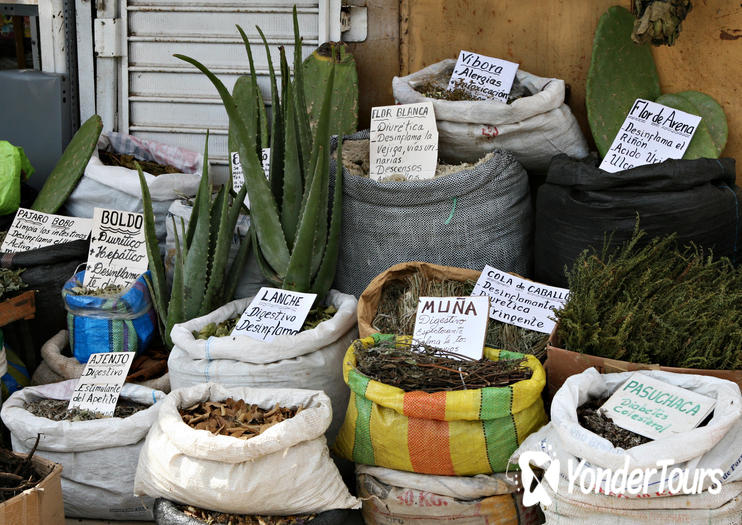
[334,334,547,475]
[62,270,156,363]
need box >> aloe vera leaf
[282,78,303,248]
[185,131,211,248]
[135,164,169,335]
[208,183,227,266]
[673,91,727,156]
[175,53,290,277]
[224,230,252,301]
[165,215,185,347]
[655,93,721,159]
[280,45,290,111]
[229,76,262,178]
[236,25,269,149]
[293,7,312,181]
[250,225,283,287]
[587,6,661,157]
[312,134,343,302]
[32,115,103,213]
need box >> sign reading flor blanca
[599,99,702,173]
[600,372,717,440]
[83,208,148,290]
[448,50,519,103]
[232,286,317,342]
[412,295,490,359]
[1,208,92,253]
[68,351,135,417]
[369,102,438,181]
[471,265,569,334]
[230,148,271,208]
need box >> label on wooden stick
[412,295,490,359]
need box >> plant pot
[0,452,64,525]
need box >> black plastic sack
[153,499,351,525]
[535,155,741,287]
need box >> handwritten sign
[232,286,317,342]
[231,148,270,208]
[1,208,92,253]
[471,265,570,334]
[599,99,702,173]
[68,352,135,417]
[412,296,489,359]
[369,102,438,181]
[448,50,519,103]
[83,208,148,289]
[599,372,716,440]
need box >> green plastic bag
[0,141,34,215]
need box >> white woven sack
[168,291,357,440]
[0,379,165,520]
[393,59,588,171]
[134,383,360,514]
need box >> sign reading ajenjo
[68,351,135,417]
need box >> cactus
[655,91,727,159]
[136,137,250,348]
[31,114,103,213]
[587,6,661,157]
[175,7,343,303]
[302,41,358,137]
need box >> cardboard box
[0,453,64,525]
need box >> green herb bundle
[555,230,742,370]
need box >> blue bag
[62,270,156,363]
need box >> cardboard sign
[232,286,317,342]
[600,372,717,440]
[448,50,519,103]
[231,148,270,208]
[471,265,570,334]
[1,208,92,253]
[83,208,148,289]
[412,295,490,359]
[68,352,135,417]
[599,99,702,173]
[369,102,438,181]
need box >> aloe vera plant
[175,7,343,303]
[136,138,250,348]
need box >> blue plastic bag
[62,270,156,363]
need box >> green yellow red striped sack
[333,334,547,475]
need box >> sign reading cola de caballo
[232,286,317,343]
[412,295,490,359]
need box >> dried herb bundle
[180,398,300,439]
[179,504,314,525]
[556,229,742,370]
[417,77,533,103]
[0,436,42,503]
[99,149,180,175]
[192,306,337,340]
[25,398,149,421]
[577,397,650,449]
[354,339,531,393]
[373,271,547,359]
[0,268,26,300]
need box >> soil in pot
[577,397,650,449]
[25,398,149,421]
[0,437,42,502]
[98,149,180,175]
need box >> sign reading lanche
[369,102,438,181]
[599,99,702,173]
[448,50,519,103]
[412,295,490,359]
[599,372,717,440]
[83,208,148,289]
[232,286,317,342]
[1,208,92,253]
[230,148,271,208]
[68,351,135,417]
[471,265,570,334]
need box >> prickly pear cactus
[655,91,727,158]
[31,114,103,213]
[587,6,661,158]
[302,42,358,136]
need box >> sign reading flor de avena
[412,295,490,359]
[599,98,701,173]
[600,372,717,440]
[471,265,570,334]
[230,148,271,208]
[68,351,135,417]
[448,50,519,103]
[232,286,317,343]
[1,208,92,253]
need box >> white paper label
[231,148,270,208]
[83,208,148,290]
[68,352,135,417]
[411,295,490,359]
[471,265,570,334]
[599,99,702,173]
[448,50,519,103]
[0,208,92,253]
[232,286,317,342]
[369,102,438,181]
[599,372,717,440]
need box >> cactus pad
[655,91,727,159]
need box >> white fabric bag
[134,383,360,514]
[0,380,165,520]
[393,59,588,171]
[167,291,357,440]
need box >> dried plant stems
[179,398,300,439]
[0,435,42,503]
[179,503,315,525]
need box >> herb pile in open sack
[25,398,148,422]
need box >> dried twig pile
[179,504,315,525]
[180,398,300,439]
[0,435,42,503]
